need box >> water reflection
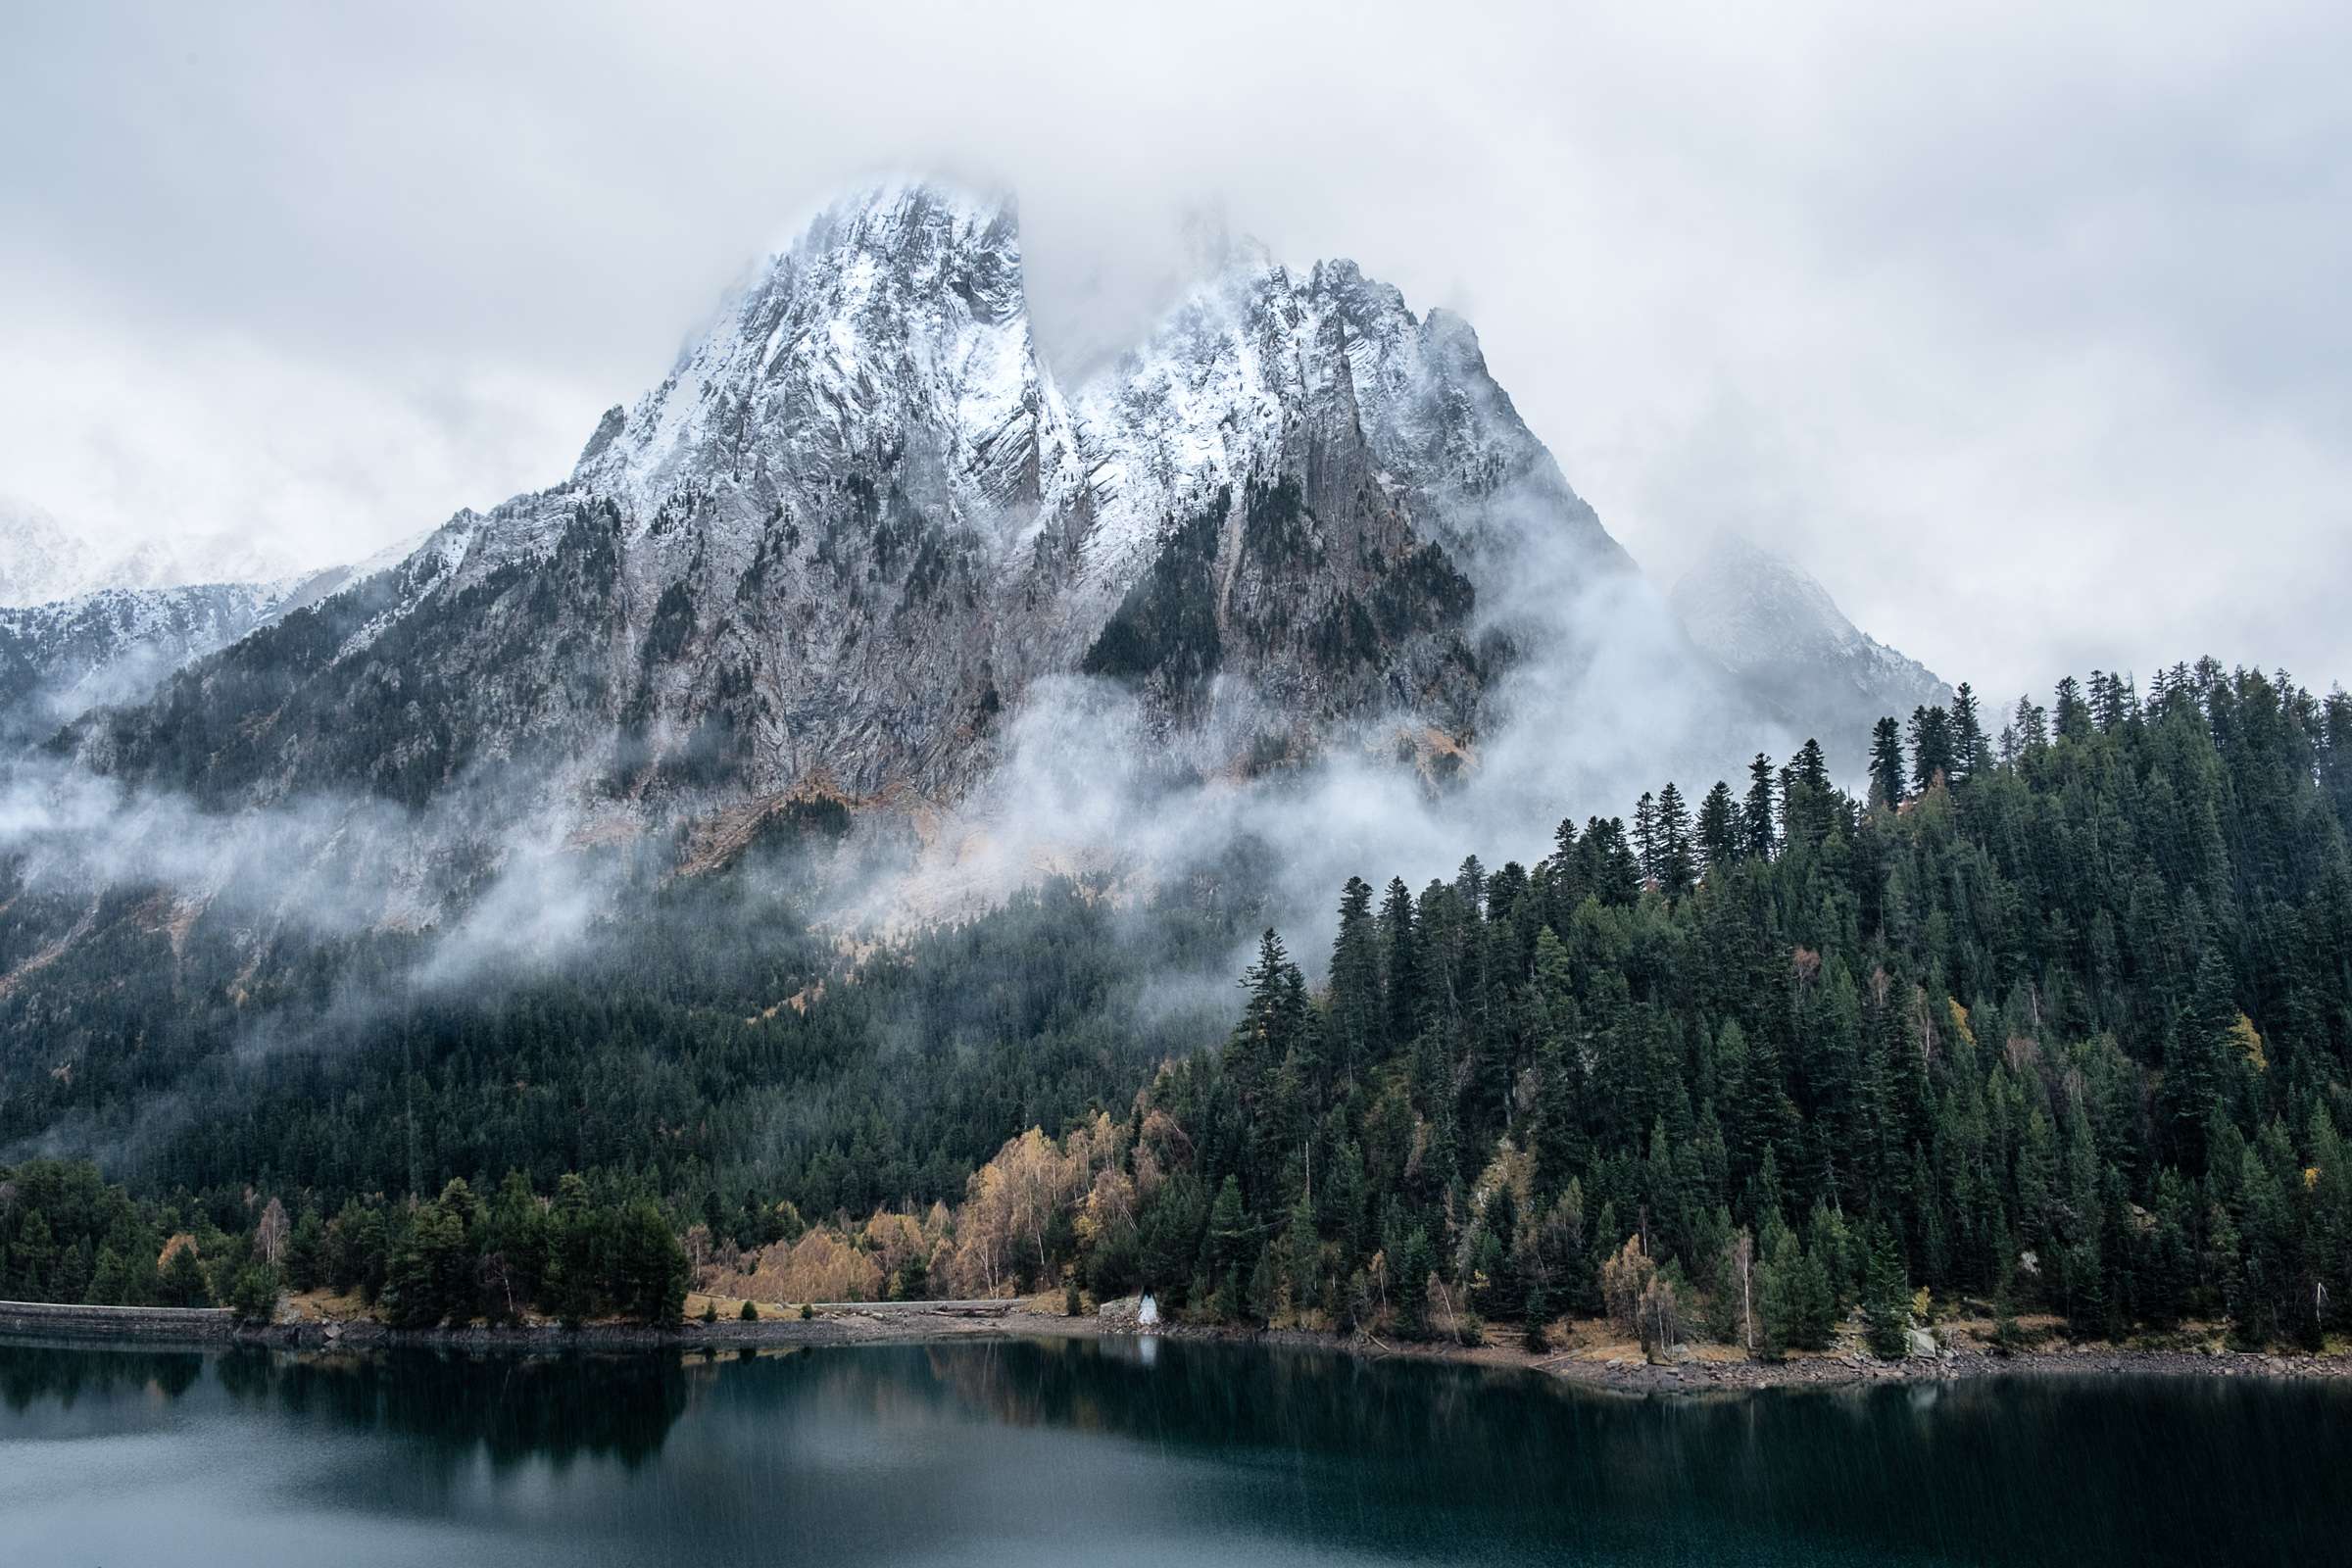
[0,1341,206,1410]
[1,1335,2346,1568]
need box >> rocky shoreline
[4,1298,2344,1396]
[1137,1317,2352,1395]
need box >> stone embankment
[0,1298,234,1342]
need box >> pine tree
[1390,1226,1434,1340]
[1328,878,1381,1087]
[1861,1223,1911,1357]
[1759,1226,1836,1354]
[1632,793,1660,884]
[1695,781,1742,872]
[1743,754,1777,860]
[1378,878,1420,1049]
[381,1201,467,1329]
[1951,682,1988,782]
[2055,676,2092,740]
[1654,783,1695,896]
[1907,705,1953,792]
[612,1199,690,1324]
[1200,1175,1250,1319]
[159,1241,210,1308]
[2013,695,2049,753]
[2161,949,2238,1173]
[1869,718,1905,810]
[1584,817,1642,905]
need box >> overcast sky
[4,0,2346,704]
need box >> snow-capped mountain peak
[573,179,1081,553]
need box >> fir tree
[1632,793,1660,884]
[1654,783,1695,896]
[1951,682,1988,781]
[1695,781,1742,872]
[1743,753,1778,859]
[1869,718,1905,810]
[1861,1223,1912,1357]
[1908,705,1953,792]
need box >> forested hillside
[774,659,2352,1350]
[6,658,2350,1348]
[1022,661,2352,1348]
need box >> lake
[1,1335,2345,1565]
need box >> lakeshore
[10,1329,2349,1568]
[4,1291,2342,1395]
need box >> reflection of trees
[10,1337,2352,1567]
[762,1340,2352,1567]
[0,1345,203,1411]
[0,1343,689,1468]
[215,1348,689,1468]
[909,1335,1543,1458]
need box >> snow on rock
[48,176,1921,898]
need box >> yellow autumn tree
[950,1126,1086,1296]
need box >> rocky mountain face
[1670,531,1951,775]
[0,582,296,747]
[71,183,1643,838]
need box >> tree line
[0,1159,689,1327]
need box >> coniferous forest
[4,658,2351,1349]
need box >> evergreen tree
[2055,676,2092,740]
[1654,783,1695,896]
[1861,1223,1911,1357]
[1584,818,1642,905]
[612,1200,690,1325]
[1743,753,1778,860]
[1759,1226,1836,1354]
[1378,878,1421,1050]
[158,1243,210,1308]
[1200,1175,1251,1320]
[1632,793,1660,884]
[2161,949,2238,1172]
[1390,1226,1435,1340]
[1695,781,1742,872]
[1329,877,1382,1084]
[382,1201,468,1329]
[1869,718,1905,810]
[1951,682,1988,781]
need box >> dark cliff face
[69,182,1641,826]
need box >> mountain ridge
[68,181,1646,837]
[1671,530,1951,774]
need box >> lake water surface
[2,1335,2345,1566]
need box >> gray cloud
[3,0,2346,704]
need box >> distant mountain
[0,501,388,745]
[0,497,301,609]
[0,560,386,748]
[0,502,100,608]
[1670,532,1951,775]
